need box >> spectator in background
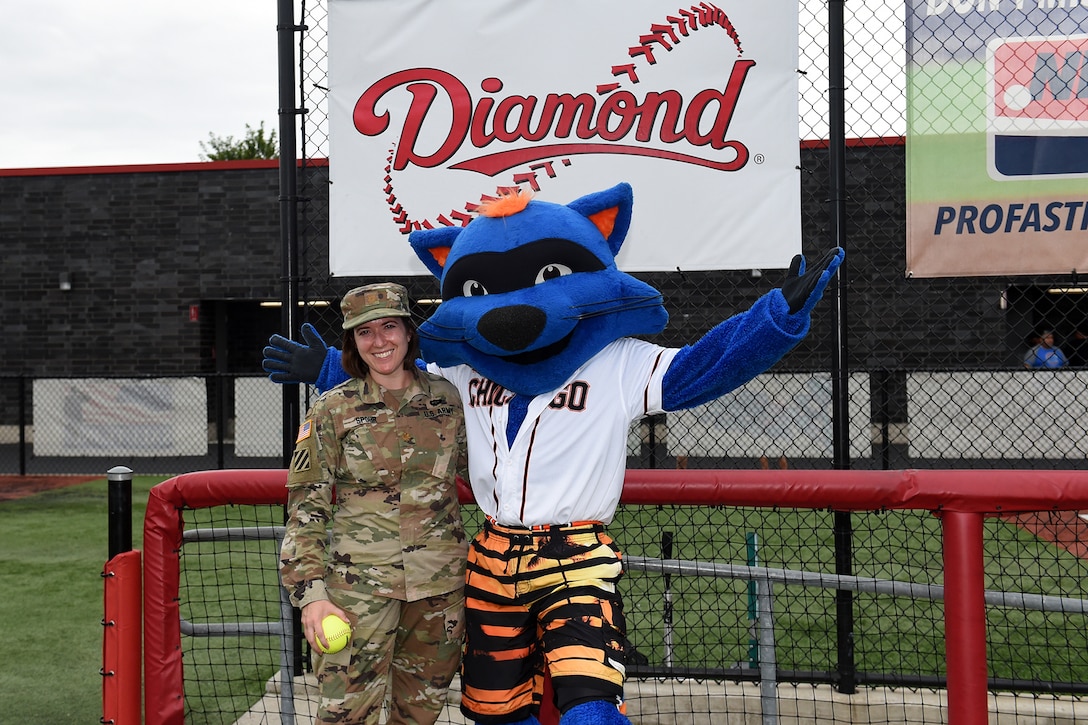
[1023,329,1068,369]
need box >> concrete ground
[233,672,470,725]
[234,674,1088,725]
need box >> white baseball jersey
[429,337,678,527]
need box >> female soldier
[280,282,468,724]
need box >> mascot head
[409,182,668,396]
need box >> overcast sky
[1,0,280,169]
[0,1,908,171]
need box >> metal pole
[828,0,850,467]
[827,0,856,695]
[18,375,26,476]
[215,374,226,470]
[833,510,855,693]
[107,466,134,560]
[277,532,298,725]
[214,302,229,470]
[747,532,759,669]
[277,0,302,468]
[757,580,778,723]
[942,511,990,724]
[277,0,306,682]
[661,530,674,667]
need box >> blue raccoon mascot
[265,182,843,725]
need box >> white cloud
[0,0,279,168]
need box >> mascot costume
[265,182,843,725]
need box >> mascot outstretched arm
[264,183,843,725]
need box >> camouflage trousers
[314,588,465,725]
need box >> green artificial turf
[0,476,160,724]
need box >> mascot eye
[535,264,573,284]
[462,280,488,296]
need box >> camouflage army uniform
[280,369,469,725]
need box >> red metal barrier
[139,467,1088,724]
[143,469,289,725]
[941,511,989,725]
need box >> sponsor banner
[988,34,1088,179]
[33,378,207,457]
[328,0,799,275]
[905,2,1088,278]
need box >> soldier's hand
[780,247,844,316]
[263,323,328,385]
[300,600,349,653]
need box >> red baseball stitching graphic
[381,2,743,235]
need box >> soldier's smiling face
[354,317,411,388]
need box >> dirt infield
[0,475,101,501]
[1008,510,1088,560]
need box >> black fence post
[215,374,226,470]
[878,369,891,470]
[18,375,27,476]
[277,0,302,471]
[107,466,133,560]
[827,0,856,695]
[279,0,305,678]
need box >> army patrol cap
[341,283,412,330]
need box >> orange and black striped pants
[459,520,628,723]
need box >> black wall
[2,164,283,378]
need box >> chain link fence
[287,0,1088,471]
[0,374,286,475]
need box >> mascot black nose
[477,305,546,351]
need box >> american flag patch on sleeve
[296,419,313,442]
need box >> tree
[199,121,278,161]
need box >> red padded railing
[139,468,1088,725]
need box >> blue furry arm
[662,290,808,411]
[315,349,349,393]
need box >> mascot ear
[409,226,463,279]
[566,182,634,259]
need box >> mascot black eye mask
[410,183,667,397]
[263,181,843,725]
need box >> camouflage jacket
[279,369,469,607]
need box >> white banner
[33,378,207,457]
[328,0,800,275]
[234,377,307,458]
[907,371,1088,459]
[666,373,872,460]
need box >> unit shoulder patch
[286,424,321,488]
[290,447,312,474]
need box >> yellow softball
[317,614,351,654]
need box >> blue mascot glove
[262,322,329,385]
[780,247,844,316]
